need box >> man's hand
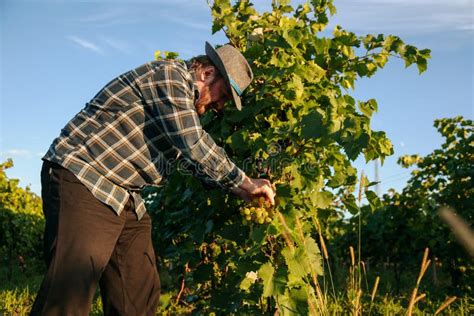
[237,176,276,205]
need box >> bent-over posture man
[31,42,275,315]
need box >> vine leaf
[259,262,276,297]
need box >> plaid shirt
[43,60,245,220]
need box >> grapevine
[143,0,432,313]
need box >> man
[31,42,276,315]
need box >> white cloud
[163,15,209,31]
[68,2,209,28]
[67,35,134,55]
[350,0,469,4]
[1,149,32,158]
[101,36,132,54]
[68,7,142,28]
[331,0,473,35]
[150,6,210,31]
[458,24,474,31]
[73,8,127,24]
[67,36,104,54]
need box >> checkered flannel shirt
[43,60,246,220]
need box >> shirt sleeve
[147,62,245,189]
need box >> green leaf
[416,56,428,74]
[309,190,333,209]
[258,262,275,298]
[212,21,224,34]
[277,289,303,315]
[284,164,304,190]
[250,225,267,244]
[343,194,359,214]
[301,110,325,139]
[276,183,294,208]
[281,236,323,286]
[164,51,179,59]
[283,28,303,49]
[365,190,383,212]
[291,74,304,100]
[154,50,162,60]
[343,132,370,161]
[303,236,323,276]
[373,53,388,67]
[304,60,326,82]
[228,130,248,152]
[276,183,293,198]
[358,99,378,118]
[282,246,307,282]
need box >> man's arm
[147,62,275,203]
[148,63,244,185]
[180,156,275,205]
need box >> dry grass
[407,248,431,315]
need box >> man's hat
[205,42,253,111]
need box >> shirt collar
[186,65,200,102]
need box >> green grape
[240,197,275,226]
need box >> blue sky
[1,0,472,195]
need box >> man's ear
[200,66,218,84]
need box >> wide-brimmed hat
[205,42,253,110]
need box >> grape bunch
[240,197,274,225]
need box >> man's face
[195,77,233,116]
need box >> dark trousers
[30,161,161,315]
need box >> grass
[1,261,472,315]
[2,248,469,315]
[1,285,472,315]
